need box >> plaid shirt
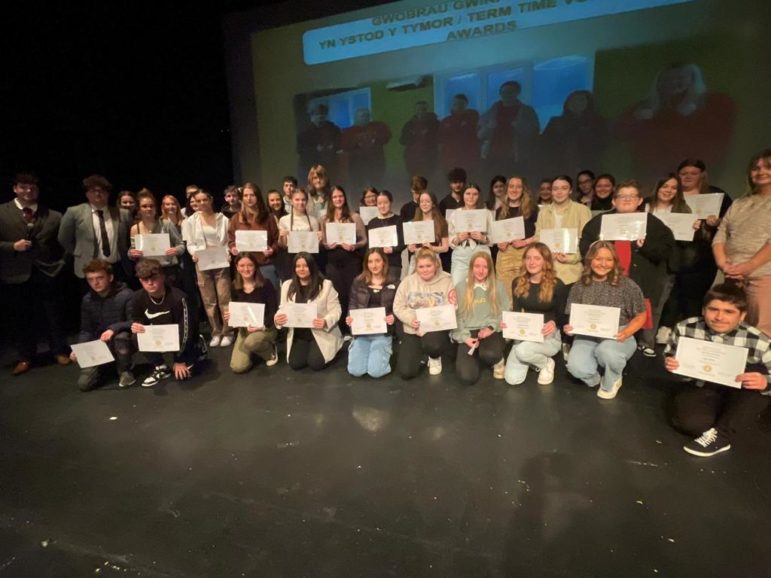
[664,317,771,394]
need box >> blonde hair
[460,252,501,318]
[513,243,557,304]
[414,246,441,272]
[497,176,535,220]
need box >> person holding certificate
[366,190,405,279]
[579,181,674,358]
[564,241,647,399]
[503,244,567,386]
[277,188,321,281]
[494,176,539,299]
[181,189,233,348]
[393,247,456,378]
[664,284,771,457]
[124,190,185,288]
[448,184,494,286]
[69,260,135,391]
[406,192,449,273]
[345,249,400,378]
[320,185,367,335]
[590,174,615,213]
[227,183,280,291]
[713,149,771,337]
[130,259,208,387]
[223,253,278,372]
[451,252,510,385]
[274,253,343,371]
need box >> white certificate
[350,307,387,335]
[684,193,724,220]
[196,246,229,271]
[135,234,170,256]
[539,228,578,254]
[359,207,378,225]
[502,311,544,343]
[403,220,435,245]
[490,217,525,244]
[235,230,268,252]
[416,304,457,333]
[228,302,265,328]
[445,209,456,224]
[287,231,319,254]
[657,213,696,242]
[600,213,648,241]
[70,340,115,368]
[283,302,316,328]
[137,324,180,352]
[569,304,620,339]
[368,225,398,248]
[325,222,357,245]
[674,336,748,388]
[453,209,488,233]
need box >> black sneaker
[142,365,171,388]
[683,428,731,457]
[638,344,656,358]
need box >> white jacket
[181,212,229,255]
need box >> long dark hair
[646,173,690,213]
[325,185,352,223]
[287,252,325,301]
[486,175,506,210]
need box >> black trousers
[455,331,505,385]
[288,332,327,371]
[4,269,69,362]
[326,250,362,333]
[397,331,452,379]
[78,331,134,381]
[672,383,771,440]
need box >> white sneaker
[427,356,442,375]
[597,377,623,400]
[537,358,556,385]
[492,359,505,379]
[655,326,672,345]
[265,345,279,367]
[209,335,221,347]
[220,335,233,347]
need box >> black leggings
[397,331,452,379]
[326,249,362,333]
[288,333,327,371]
[455,331,505,385]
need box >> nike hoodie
[130,286,198,362]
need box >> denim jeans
[505,331,562,385]
[567,334,637,392]
[347,334,393,378]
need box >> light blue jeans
[504,331,562,385]
[567,333,637,392]
[347,334,393,378]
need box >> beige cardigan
[535,201,592,285]
[276,279,343,363]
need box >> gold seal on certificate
[569,304,620,339]
[674,336,748,388]
[416,304,457,333]
[137,324,181,352]
[502,311,544,343]
[287,231,319,254]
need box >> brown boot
[12,361,31,376]
[55,354,72,366]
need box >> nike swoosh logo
[145,309,171,319]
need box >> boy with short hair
[664,283,771,456]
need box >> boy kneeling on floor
[664,283,770,457]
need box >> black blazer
[0,201,63,283]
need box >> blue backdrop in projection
[302,0,695,65]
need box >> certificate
[137,324,180,352]
[673,336,748,388]
[350,307,387,335]
[228,302,265,328]
[359,206,378,225]
[657,213,696,242]
[569,304,620,339]
[453,209,488,233]
[539,228,578,254]
[235,230,268,252]
[416,304,457,333]
[600,213,647,241]
[490,217,525,243]
[70,340,115,368]
[684,193,724,219]
[403,220,435,245]
[287,231,319,254]
[196,246,229,271]
[368,225,398,248]
[135,234,170,256]
[283,302,316,328]
[325,222,357,245]
[502,311,544,343]
[445,209,456,224]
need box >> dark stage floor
[1,345,770,578]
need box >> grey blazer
[0,201,63,284]
[58,203,129,278]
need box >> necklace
[149,293,165,305]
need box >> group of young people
[2,148,770,458]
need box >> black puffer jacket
[349,271,400,334]
[77,282,134,342]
